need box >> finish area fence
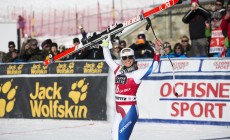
[0,58,230,126]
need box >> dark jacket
[182,6,211,40]
[129,41,154,59]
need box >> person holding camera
[182,0,211,57]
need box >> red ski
[44,0,179,66]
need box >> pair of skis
[43,0,180,66]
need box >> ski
[43,0,179,66]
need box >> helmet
[120,48,134,57]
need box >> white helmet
[120,48,134,57]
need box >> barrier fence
[0,58,230,126]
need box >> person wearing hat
[161,41,174,58]
[129,32,155,59]
[2,41,18,63]
[205,0,226,57]
[101,35,161,140]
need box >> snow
[0,119,229,140]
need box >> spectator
[119,40,127,49]
[180,35,193,57]
[73,37,87,59]
[182,0,211,57]
[110,39,122,59]
[51,43,59,56]
[0,51,5,63]
[58,44,70,60]
[19,39,31,61]
[59,45,66,53]
[220,1,230,57]
[2,41,17,63]
[85,45,104,59]
[41,39,52,60]
[161,42,174,58]
[79,26,88,45]
[173,43,187,58]
[129,32,154,59]
[18,15,26,38]
[206,0,226,57]
[27,39,44,61]
[11,50,21,62]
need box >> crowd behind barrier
[1,0,230,63]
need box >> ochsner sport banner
[137,58,230,125]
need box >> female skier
[101,36,161,140]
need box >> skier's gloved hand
[100,34,112,49]
[101,40,109,48]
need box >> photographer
[220,0,230,57]
[182,0,211,57]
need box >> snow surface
[0,119,229,140]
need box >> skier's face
[121,55,134,68]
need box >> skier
[101,35,161,140]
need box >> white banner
[137,78,230,123]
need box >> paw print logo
[97,62,104,69]
[68,62,74,69]
[0,79,18,117]
[69,78,89,104]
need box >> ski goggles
[122,55,134,60]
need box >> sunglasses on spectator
[9,45,15,48]
[175,47,181,50]
[122,55,134,60]
[181,40,188,42]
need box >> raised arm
[101,40,119,71]
[133,40,161,83]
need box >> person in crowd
[59,45,66,53]
[205,0,226,57]
[41,39,52,61]
[0,51,5,63]
[2,41,18,63]
[50,42,59,56]
[110,38,122,59]
[101,34,161,140]
[85,44,104,59]
[129,32,154,59]
[26,39,44,61]
[180,35,193,57]
[72,37,87,59]
[173,43,187,58]
[58,44,70,60]
[19,39,31,61]
[182,0,211,57]
[79,26,88,45]
[220,1,230,57]
[10,50,21,62]
[18,15,26,38]
[161,41,174,58]
[119,40,127,49]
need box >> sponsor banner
[160,59,201,72]
[0,60,109,75]
[0,76,107,120]
[136,60,159,73]
[202,59,230,72]
[137,75,230,125]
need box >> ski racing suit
[103,47,160,140]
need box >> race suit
[103,47,160,140]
